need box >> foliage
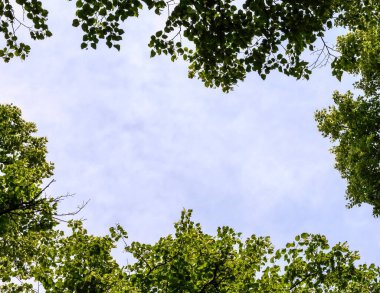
[331,1,380,96]
[0,104,54,291]
[2,1,379,211]
[124,209,380,292]
[0,104,378,289]
[0,229,59,292]
[315,1,380,216]
[145,0,336,91]
[0,104,61,291]
[25,209,379,292]
[0,0,51,62]
[0,0,377,91]
[316,92,380,216]
[0,104,56,235]
[33,220,129,292]
[0,0,379,288]
[3,209,377,292]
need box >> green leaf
[72,19,80,27]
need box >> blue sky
[1,2,379,265]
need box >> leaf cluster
[316,92,380,216]
[5,209,379,291]
[34,221,128,292]
[0,104,56,235]
[331,1,380,94]
[0,0,51,62]
[148,0,336,91]
[0,104,72,291]
[71,0,166,51]
[123,210,380,292]
[312,1,380,215]
[0,0,356,91]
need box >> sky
[1,2,379,265]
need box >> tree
[0,227,60,292]
[331,0,380,97]
[0,104,55,291]
[124,209,380,292]
[30,209,380,292]
[315,9,380,216]
[1,1,379,213]
[33,220,129,293]
[0,104,82,291]
[316,93,380,216]
[0,0,376,91]
[0,105,378,291]
[67,0,379,216]
[0,104,55,233]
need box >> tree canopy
[0,104,57,291]
[313,6,380,216]
[0,0,377,91]
[124,209,380,292]
[4,206,380,291]
[0,105,379,291]
[0,1,379,214]
[0,105,83,291]
[1,1,379,288]
[0,104,60,234]
[316,92,380,216]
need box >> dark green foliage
[72,0,166,51]
[0,0,51,62]
[72,0,339,91]
[1,0,378,92]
